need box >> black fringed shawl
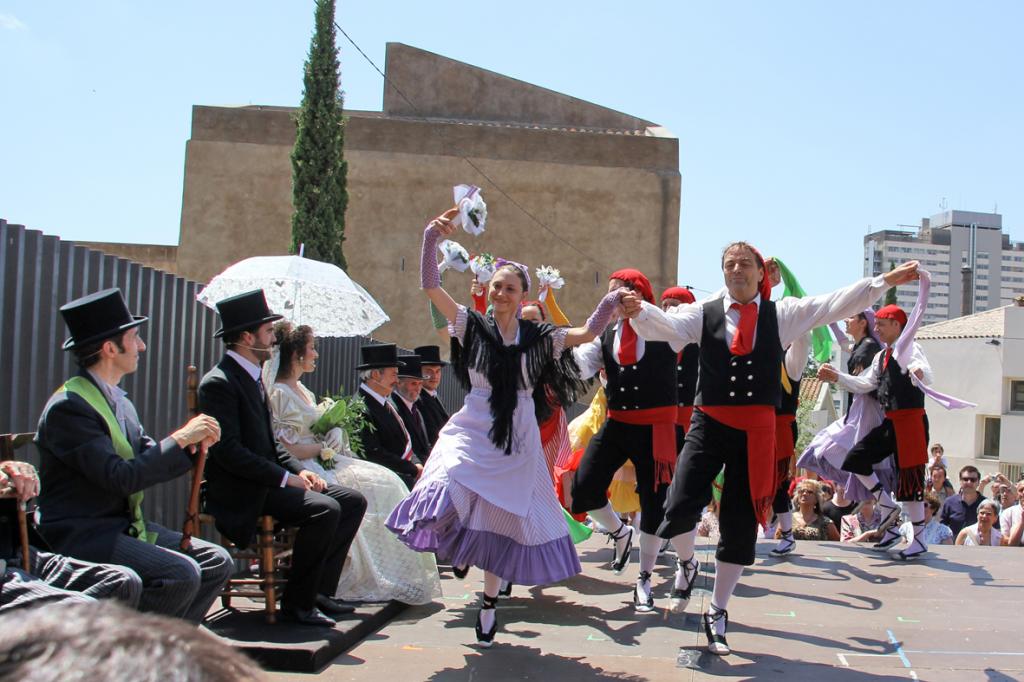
[451,310,590,454]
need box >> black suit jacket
[34,370,192,563]
[358,388,419,486]
[198,355,304,548]
[391,395,431,464]
[415,391,450,447]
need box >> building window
[981,417,1001,459]
[1011,381,1024,412]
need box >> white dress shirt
[573,319,685,380]
[835,343,933,394]
[630,275,890,352]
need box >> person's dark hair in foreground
[0,601,264,681]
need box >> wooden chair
[1,433,36,573]
[184,365,296,624]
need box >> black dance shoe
[451,565,470,579]
[702,607,730,656]
[670,556,700,614]
[633,570,655,612]
[608,523,635,575]
[475,593,499,648]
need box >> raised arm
[420,207,462,324]
[818,351,882,394]
[561,289,628,349]
[777,261,921,347]
[622,294,703,347]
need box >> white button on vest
[730,376,736,381]
[620,387,625,392]
[634,386,639,390]
[747,375,753,380]
[747,391,753,397]
[729,391,735,397]
[746,360,752,365]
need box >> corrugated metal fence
[0,219,468,534]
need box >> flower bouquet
[470,252,498,283]
[438,239,470,273]
[535,265,564,299]
[310,395,373,467]
[454,184,487,236]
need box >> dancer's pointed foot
[607,523,635,575]
[669,556,699,613]
[872,524,903,550]
[475,593,498,648]
[702,605,730,656]
[633,571,655,612]
[770,530,796,557]
[894,520,928,561]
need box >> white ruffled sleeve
[448,304,469,343]
[268,385,311,446]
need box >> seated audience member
[783,479,839,541]
[390,354,432,464]
[355,344,422,489]
[840,497,883,543]
[999,480,1024,542]
[35,289,232,623]
[925,463,954,504]
[0,601,263,681]
[821,484,857,531]
[414,345,450,448]
[939,465,986,536]
[1,461,141,614]
[928,443,948,469]
[955,499,1002,546]
[978,472,1013,508]
[899,492,953,546]
[199,290,367,627]
[697,499,720,540]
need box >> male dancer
[570,270,685,613]
[622,244,919,654]
[818,304,931,560]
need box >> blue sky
[1,1,1021,296]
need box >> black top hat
[60,288,148,351]
[356,343,407,370]
[414,345,448,366]
[397,354,426,380]
[213,290,283,338]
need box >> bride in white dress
[264,321,441,605]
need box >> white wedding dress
[268,381,441,605]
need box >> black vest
[601,326,678,411]
[676,344,699,407]
[695,299,783,407]
[777,371,801,416]
[875,351,924,411]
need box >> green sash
[61,376,156,544]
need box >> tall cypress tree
[291,0,348,269]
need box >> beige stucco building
[87,43,680,348]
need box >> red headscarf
[875,304,908,327]
[609,269,654,304]
[521,300,547,320]
[660,286,695,304]
[745,245,774,302]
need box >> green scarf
[62,376,156,543]
[773,257,833,363]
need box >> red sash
[608,406,678,488]
[887,407,927,499]
[697,405,777,527]
[774,414,796,462]
[676,405,694,434]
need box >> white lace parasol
[197,255,390,337]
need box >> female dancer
[264,321,441,605]
[387,207,622,647]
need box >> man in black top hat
[391,354,432,464]
[414,345,450,447]
[198,290,367,627]
[356,344,421,488]
[35,288,233,622]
